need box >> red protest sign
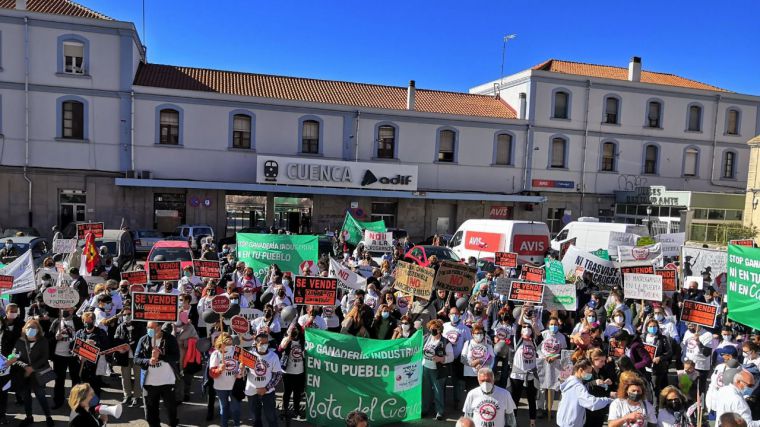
[211,295,231,314]
[148,261,181,282]
[609,339,625,358]
[560,238,576,260]
[494,252,517,269]
[121,270,148,286]
[520,265,545,283]
[131,292,179,323]
[0,275,13,289]
[294,276,338,306]
[234,346,258,369]
[508,281,544,304]
[681,300,718,329]
[642,343,657,365]
[76,222,104,239]
[193,260,222,279]
[730,239,755,247]
[620,264,655,285]
[656,269,677,292]
[129,284,145,294]
[73,338,99,363]
[230,315,250,335]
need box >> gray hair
[455,417,476,427]
[477,367,494,379]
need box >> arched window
[159,109,180,145]
[646,100,662,128]
[644,145,659,174]
[550,137,567,168]
[437,129,456,162]
[726,109,740,135]
[494,133,513,165]
[604,96,620,124]
[61,100,84,139]
[601,141,616,172]
[687,104,702,131]
[553,91,569,119]
[723,151,737,178]
[301,120,320,154]
[683,147,699,177]
[377,125,396,159]
[232,114,252,149]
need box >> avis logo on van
[512,235,549,256]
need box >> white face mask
[480,381,494,393]
[256,344,268,354]
[401,324,410,332]
[473,334,484,343]
[614,316,624,324]
[6,313,17,320]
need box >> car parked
[0,236,52,268]
[53,229,136,271]
[403,245,460,267]
[175,224,215,252]
[147,240,194,270]
[130,229,164,254]
[1,227,42,238]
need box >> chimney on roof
[406,80,416,111]
[15,0,26,10]
[628,56,641,82]
[519,93,527,120]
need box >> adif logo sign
[361,170,413,187]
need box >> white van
[550,218,648,253]
[449,220,551,265]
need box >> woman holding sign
[209,333,244,427]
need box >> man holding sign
[134,321,180,427]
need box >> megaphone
[95,404,122,419]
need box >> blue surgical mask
[104,303,113,311]
[587,316,596,323]
[184,272,192,278]
[381,312,389,319]
[582,372,593,381]
[654,314,664,322]
[743,386,754,397]
[26,328,37,338]
[647,326,658,335]
[283,280,290,286]
[147,329,155,338]
[588,300,597,309]
[549,325,559,333]
[450,314,460,324]
[230,299,239,305]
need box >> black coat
[69,407,103,427]
[112,321,146,367]
[14,335,50,387]
[134,332,180,381]
[47,317,83,357]
[72,276,89,307]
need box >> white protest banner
[623,273,663,302]
[561,246,620,287]
[52,238,78,254]
[0,250,35,295]
[654,233,685,258]
[682,247,727,283]
[543,284,577,311]
[494,277,511,294]
[608,231,640,254]
[617,243,663,266]
[329,258,367,291]
[684,275,704,290]
[84,276,105,294]
[363,230,393,253]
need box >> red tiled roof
[532,59,729,92]
[0,0,111,20]
[133,63,517,119]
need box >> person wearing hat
[707,345,739,412]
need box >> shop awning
[115,178,547,203]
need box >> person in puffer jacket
[556,359,613,427]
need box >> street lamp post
[646,206,653,235]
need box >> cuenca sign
[256,155,419,191]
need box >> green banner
[544,258,566,284]
[727,244,760,330]
[340,212,386,246]
[591,248,610,260]
[305,329,422,426]
[236,234,317,281]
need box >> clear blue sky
[84,0,760,95]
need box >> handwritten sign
[148,261,182,282]
[76,222,104,239]
[73,338,99,363]
[681,300,718,328]
[121,270,148,286]
[294,276,338,306]
[363,230,393,253]
[433,261,476,293]
[508,281,544,304]
[328,258,366,291]
[656,269,677,292]
[42,286,79,308]
[132,292,179,323]
[193,260,221,279]
[495,252,517,269]
[52,238,78,254]
[393,261,435,299]
[520,265,545,283]
[494,277,511,294]
[0,275,12,289]
[655,233,685,257]
[623,273,663,302]
[608,231,639,254]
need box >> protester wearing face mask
[536,316,568,418]
[392,315,416,339]
[370,304,397,340]
[134,321,180,427]
[510,322,539,427]
[49,307,82,410]
[14,319,54,427]
[238,267,262,306]
[743,342,760,367]
[587,293,607,329]
[649,305,679,342]
[656,386,692,427]
[271,282,294,309]
[556,358,612,427]
[641,318,673,399]
[443,307,473,405]
[464,302,489,331]
[584,349,616,427]
[606,290,632,326]
[716,327,741,361]
[112,305,145,407]
[178,266,202,303]
[158,281,180,296]
[461,324,495,391]
[73,311,108,397]
[209,333,244,427]
[422,319,453,421]
[279,323,306,420]
[604,309,633,340]
[93,294,120,333]
[607,375,656,427]
[174,308,199,402]
[251,304,281,342]
[681,322,713,395]
[244,334,283,427]
[714,370,760,427]
[462,367,517,427]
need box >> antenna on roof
[499,34,517,95]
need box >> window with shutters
[604,96,620,124]
[495,133,512,165]
[646,101,662,128]
[550,137,566,168]
[301,120,320,154]
[376,125,396,159]
[683,147,698,177]
[437,129,456,162]
[159,109,180,145]
[62,101,84,139]
[644,145,659,174]
[687,104,702,131]
[553,91,569,119]
[726,109,740,135]
[232,114,251,149]
[601,142,616,172]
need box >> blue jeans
[422,367,445,416]
[216,389,241,427]
[248,392,277,427]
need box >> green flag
[591,248,610,260]
[727,244,760,330]
[236,234,317,282]
[340,212,386,246]
[305,329,423,426]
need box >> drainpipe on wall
[23,16,32,227]
[354,110,360,162]
[130,90,136,172]
[522,123,532,192]
[579,80,591,217]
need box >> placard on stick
[681,300,718,328]
[73,338,99,363]
[148,261,182,282]
[508,281,545,304]
[193,260,222,279]
[121,270,148,286]
[132,292,179,323]
[76,222,104,239]
[642,343,657,366]
[520,265,545,283]
[234,346,258,369]
[42,287,79,309]
[0,275,13,289]
[393,261,435,299]
[294,276,338,306]
[433,261,476,293]
[494,252,517,269]
[623,273,663,302]
[655,269,677,292]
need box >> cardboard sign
[234,346,258,369]
[393,261,435,299]
[76,222,104,239]
[0,275,12,289]
[211,295,231,314]
[99,343,131,356]
[520,265,545,283]
[682,247,727,284]
[84,276,105,294]
[609,338,626,358]
[121,270,148,286]
[129,284,145,294]
[193,260,221,279]
[608,231,639,254]
[42,286,79,308]
[132,292,179,323]
[544,258,565,284]
[559,238,576,260]
[73,338,99,363]
[52,238,78,254]
[618,243,663,264]
[656,269,677,292]
[230,315,250,335]
[542,284,577,311]
[495,252,517,269]
[148,261,182,282]
[494,277,511,294]
[681,300,718,328]
[730,239,755,247]
[433,261,476,293]
[294,276,338,306]
[623,273,663,302]
[655,233,685,257]
[363,230,393,253]
[508,281,544,304]
[642,343,657,365]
